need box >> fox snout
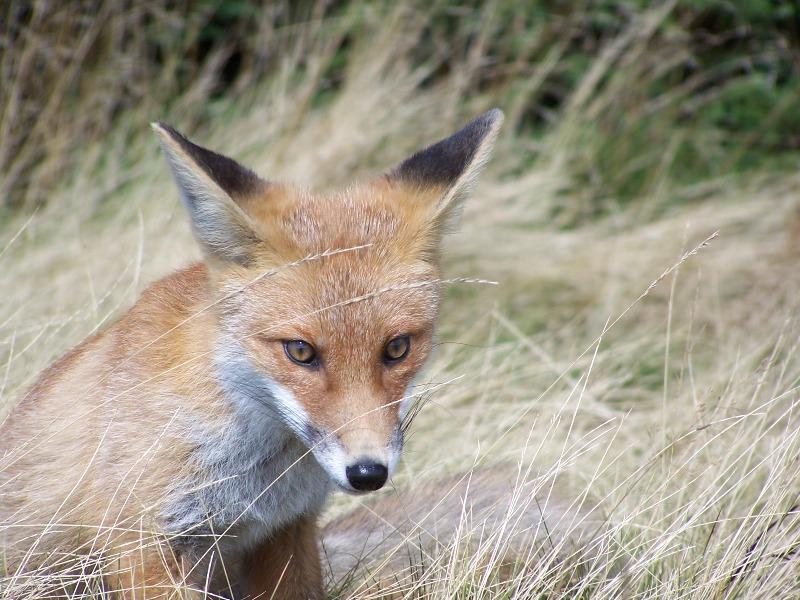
[346,462,388,491]
[310,415,403,494]
[321,445,395,494]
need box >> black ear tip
[467,108,504,135]
[151,121,185,142]
[390,108,504,188]
[480,108,505,127]
[455,108,504,145]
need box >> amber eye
[284,340,317,366]
[383,336,410,363]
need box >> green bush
[1,0,798,214]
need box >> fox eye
[383,336,410,364]
[284,340,317,366]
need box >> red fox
[0,110,505,598]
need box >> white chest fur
[161,340,331,559]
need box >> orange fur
[242,515,322,600]
[0,110,503,599]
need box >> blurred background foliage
[1,0,799,216]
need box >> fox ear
[152,122,267,265]
[389,108,503,229]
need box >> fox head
[153,110,503,493]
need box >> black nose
[346,462,388,491]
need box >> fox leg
[240,515,323,600]
[109,551,176,599]
[107,539,205,600]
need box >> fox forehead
[225,246,440,343]
[213,180,443,340]
[239,179,444,262]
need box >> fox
[0,110,506,598]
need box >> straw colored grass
[2,2,800,598]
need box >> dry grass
[2,2,800,598]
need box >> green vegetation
[2,1,798,213]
